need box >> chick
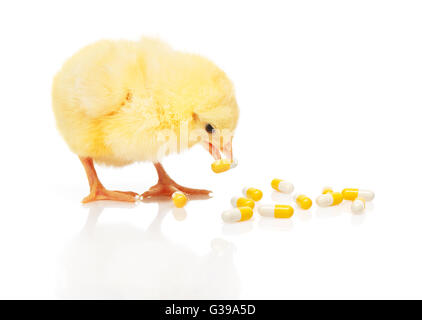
[52,37,239,203]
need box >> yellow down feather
[52,37,239,166]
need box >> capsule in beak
[206,139,237,173]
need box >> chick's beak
[207,139,233,161]
[222,140,233,161]
[207,142,221,160]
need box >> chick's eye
[205,123,215,134]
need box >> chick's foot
[79,156,138,203]
[83,188,138,203]
[140,183,178,199]
[174,184,212,196]
[141,162,212,200]
[141,182,211,200]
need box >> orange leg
[141,163,212,200]
[79,157,138,203]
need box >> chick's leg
[80,157,138,203]
[141,163,211,200]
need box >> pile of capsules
[170,160,375,224]
[221,179,375,223]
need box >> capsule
[221,206,253,223]
[316,188,343,207]
[351,197,366,214]
[211,159,238,173]
[231,196,255,209]
[342,188,375,201]
[172,191,187,208]
[293,194,313,210]
[258,204,294,218]
[271,178,294,194]
[242,187,263,201]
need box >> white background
[1,0,421,299]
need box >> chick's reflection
[57,201,240,299]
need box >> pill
[271,178,294,194]
[221,206,253,223]
[231,196,255,209]
[172,191,187,208]
[316,188,343,207]
[351,197,366,214]
[258,204,294,218]
[293,194,313,210]
[242,187,263,201]
[211,159,238,173]
[342,188,375,201]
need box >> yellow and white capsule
[242,187,263,201]
[271,178,294,194]
[351,197,366,214]
[258,204,294,218]
[316,188,343,207]
[230,196,255,209]
[293,194,313,210]
[172,191,188,208]
[211,159,238,173]
[342,188,375,201]
[222,206,253,223]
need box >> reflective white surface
[1,163,422,299]
[1,0,422,299]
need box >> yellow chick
[52,37,239,203]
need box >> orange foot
[141,182,211,200]
[82,188,138,203]
[141,162,212,201]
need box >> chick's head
[142,39,239,161]
[188,69,239,161]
